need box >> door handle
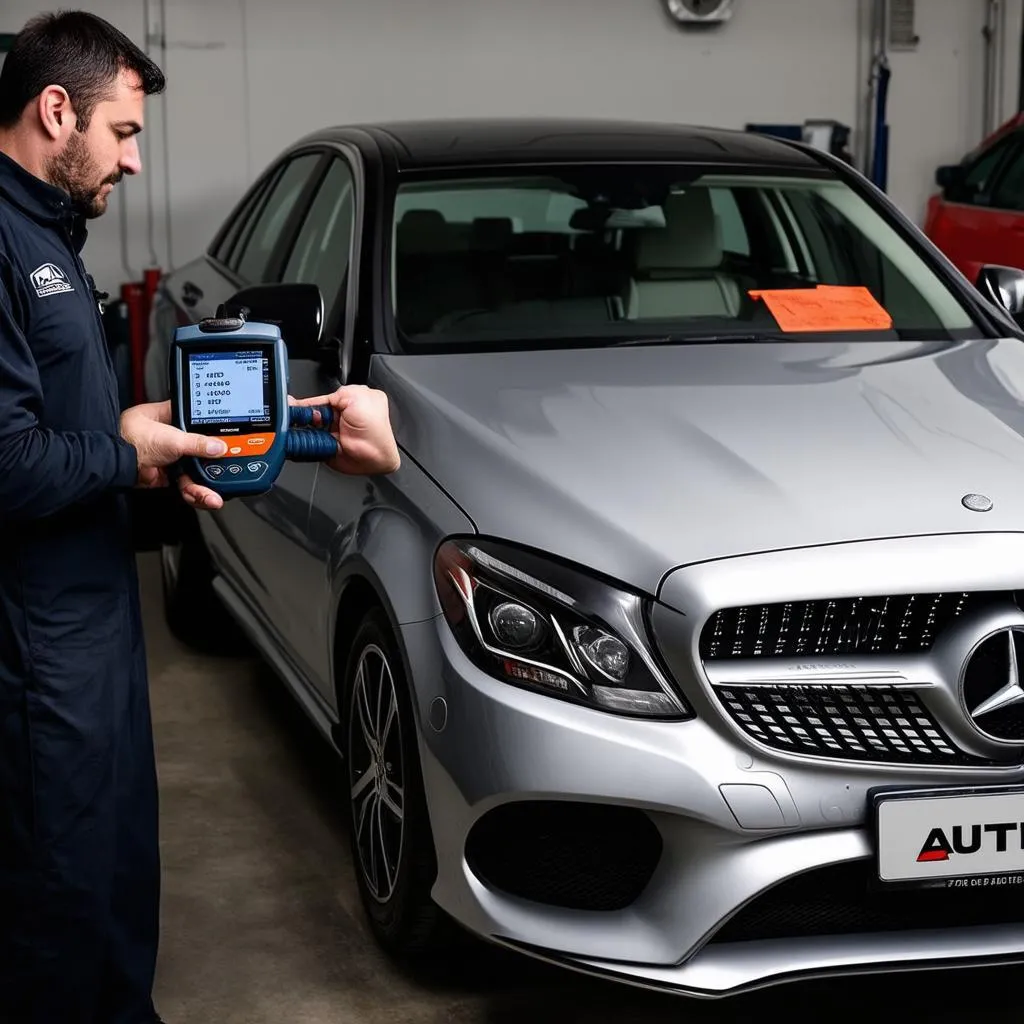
[181,280,203,307]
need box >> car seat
[626,188,742,320]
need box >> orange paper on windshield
[749,285,893,332]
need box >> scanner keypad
[200,459,269,482]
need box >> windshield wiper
[608,332,784,347]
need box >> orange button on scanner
[221,433,275,456]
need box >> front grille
[700,592,1000,660]
[714,683,998,766]
[712,860,1024,944]
[465,801,662,912]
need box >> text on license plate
[877,789,1024,884]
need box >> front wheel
[343,607,453,961]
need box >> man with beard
[0,11,400,1024]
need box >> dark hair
[0,10,165,130]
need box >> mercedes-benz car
[144,117,1024,998]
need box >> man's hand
[290,384,401,476]
[119,400,229,510]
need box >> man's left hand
[126,400,228,510]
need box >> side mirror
[935,163,976,203]
[976,264,1024,324]
[222,282,327,361]
[935,164,965,189]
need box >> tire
[160,514,248,656]
[342,606,453,962]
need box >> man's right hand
[119,400,229,509]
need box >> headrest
[634,189,723,271]
[397,208,447,253]
[400,208,446,230]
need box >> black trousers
[0,618,161,1024]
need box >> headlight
[433,538,691,720]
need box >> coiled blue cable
[285,429,338,462]
[288,405,334,428]
[285,405,338,462]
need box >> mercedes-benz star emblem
[962,627,1024,743]
[962,493,993,512]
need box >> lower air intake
[712,860,1024,943]
[465,801,662,912]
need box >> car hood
[372,338,1024,596]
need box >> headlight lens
[433,538,690,719]
[573,625,630,682]
[489,601,543,650]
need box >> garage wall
[2,0,1021,295]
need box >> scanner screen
[186,349,273,429]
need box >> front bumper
[402,532,1024,996]
[505,926,1024,998]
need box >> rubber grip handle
[289,405,334,429]
[285,429,338,462]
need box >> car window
[210,173,274,267]
[783,188,946,327]
[234,153,322,283]
[710,186,750,256]
[207,174,274,268]
[955,135,1018,204]
[988,142,1024,211]
[390,165,982,350]
[281,157,356,324]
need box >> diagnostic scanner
[169,309,337,498]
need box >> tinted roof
[351,118,827,171]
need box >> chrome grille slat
[714,684,996,766]
[700,592,994,660]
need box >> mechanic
[0,11,400,1024]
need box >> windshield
[388,165,983,350]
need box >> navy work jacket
[0,150,143,716]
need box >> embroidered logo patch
[30,262,74,298]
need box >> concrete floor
[138,552,1024,1023]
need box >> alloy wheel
[349,643,406,903]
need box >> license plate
[873,786,1024,887]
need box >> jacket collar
[0,149,88,251]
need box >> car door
[147,152,325,401]
[213,150,363,691]
[198,150,332,656]
[924,132,1022,283]
[170,159,300,338]
[145,177,270,403]
[258,149,364,700]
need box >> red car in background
[924,113,1024,284]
